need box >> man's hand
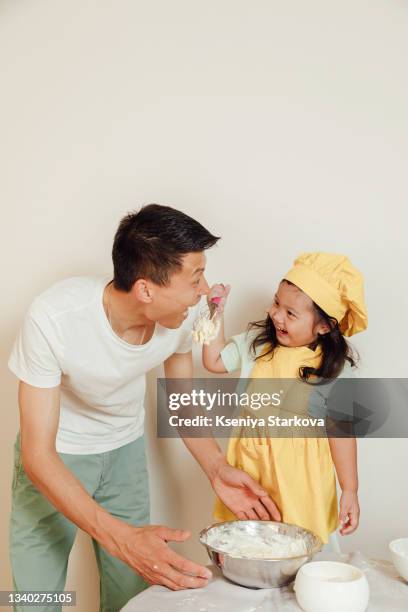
[115,524,212,590]
[339,490,360,535]
[211,463,281,521]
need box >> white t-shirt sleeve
[8,300,62,388]
[175,332,193,354]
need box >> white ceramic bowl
[389,538,408,581]
[294,561,369,612]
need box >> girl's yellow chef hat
[284,252,368,337]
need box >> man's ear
[132,279,153,303]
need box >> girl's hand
[207,284,231,315]
[339,490,360,535]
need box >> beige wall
[1,0,407,610]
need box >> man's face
[147,252,210,328]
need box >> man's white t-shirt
[8,276,198,455]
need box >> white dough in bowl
[204,522,308,559]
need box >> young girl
[203,252,367,547]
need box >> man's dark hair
[112,204,220,291]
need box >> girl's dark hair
[249,280,357,381]
[112,204,220,291]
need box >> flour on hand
[192,311,221,345]
[192,299,221,345]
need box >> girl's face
[268,280,330,347]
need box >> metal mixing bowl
[199,520,323,588]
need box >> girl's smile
[269,280,330,347]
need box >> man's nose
[199,277,210,296]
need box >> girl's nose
[272,311,284,326]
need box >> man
[8,204,280,612]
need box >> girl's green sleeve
[220,332,248,373]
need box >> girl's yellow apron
[214,345,339,543]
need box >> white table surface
[121,551,408,612]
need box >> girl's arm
[328,432,360,536]
[202,284,230,373]
[202,314,228,373]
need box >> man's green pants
[10,434,150,612]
